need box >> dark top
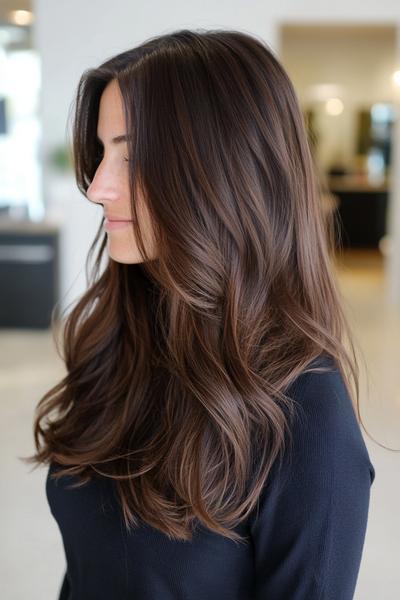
[46,354,375,599]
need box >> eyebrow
[96,133,132,145]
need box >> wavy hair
[23,28,366,543]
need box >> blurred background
[0,1,399,599]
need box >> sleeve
[248,363,376,600]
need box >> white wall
[32,0,400,314]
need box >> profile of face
[86,79,157,264]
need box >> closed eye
[93,150,130,164]
[94,140,130,163]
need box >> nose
[86,169,119,207]
[86,180,102,205]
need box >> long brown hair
[23,28,366,543]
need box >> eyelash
[95,153,130,163]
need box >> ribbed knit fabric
[46,354,375,599]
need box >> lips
[104,217,133,222]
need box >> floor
[0,248,399,599]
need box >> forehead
[97,79,126,140]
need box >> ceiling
[0,1,32,26]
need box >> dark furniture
[328,175,388,249]
[0,218,60,329]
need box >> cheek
[138,203,155,241]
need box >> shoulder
[248,351,375,544]
[288,353,354,428]
[278,352,375,491]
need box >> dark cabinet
[0,220,60,329]
[328,177,388,249]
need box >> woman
[25,28,375,599]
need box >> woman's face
[86,78,157,264]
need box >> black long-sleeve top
[46,354,375,599]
